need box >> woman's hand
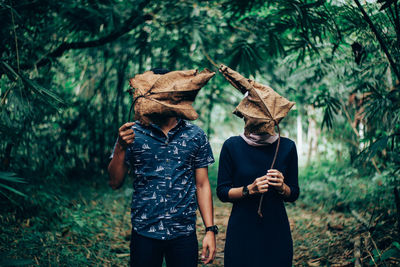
[266,169,285,193]
[248,176,269,195]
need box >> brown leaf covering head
[219,64,295,135]
[129,69,215,125]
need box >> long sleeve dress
[217,136,299,267]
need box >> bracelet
[278,184,286,195]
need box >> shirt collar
[135,118,186,140]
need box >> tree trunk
[306,107,319,165]
[206,85,215,138]
[394,187,400,238]
[114,55,129,126]
[297,113,303,158]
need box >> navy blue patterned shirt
[112,119,214,240]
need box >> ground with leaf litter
[0,182,399,266]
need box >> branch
[395,2,400,45]
[353,0,400,81]
[340,99,359,138]
[21,0,151,70]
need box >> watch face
[242,186,249,197]
[206,225,219,234]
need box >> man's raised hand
[118,122,135,149]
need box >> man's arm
[108,122,135,190]
[108,143,128,189]
[195,167,216,264]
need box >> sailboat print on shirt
[170,207,177,213]
[143,192,157,200]
[156,166,164,172]
[173,146,178,154]
[182,140,186,147]
[158,221,164,230]
[149,226,156,232]
[142,143,150,149]
[141,213,147,220]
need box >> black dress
[217,136,299,267]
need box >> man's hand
[201,231,216,264]
[118,122,135,149]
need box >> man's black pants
[130,230,198,267]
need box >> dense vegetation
[1,0,399,265]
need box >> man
[108,68,217,267]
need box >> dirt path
[196,202,358,267]
[2,185,398,266]
[106,194,361,267]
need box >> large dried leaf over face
[219,64,295,135]
[129,69,215,125]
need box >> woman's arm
[267,143,299,202]
[227,176,270,200]
[217,140,272,202]
[216,141,235,202]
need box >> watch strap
[205,225,219,234]
[242,185,250,198]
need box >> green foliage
[299,160,398,213]
[313,90,341,130]
[1,0,400,264]
[0,172,26,201]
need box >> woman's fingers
[268,177,283,183]
[267,170,283,177]
[255,179,269,193]
[256,179,269,186]
[255,175,268,182]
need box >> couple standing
[108,66,299,267]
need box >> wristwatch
[242,185,250,199]
[205,225,219,235]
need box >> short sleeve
[194,131,214,169]
[110,138,131,168]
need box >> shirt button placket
[163,137,169,238]
[166,136,175,238]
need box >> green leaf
[0,61,64,105]
[0,172,27,198]
[0,172,27,183]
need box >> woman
[217,65,299,267]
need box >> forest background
[1,0,400,266]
